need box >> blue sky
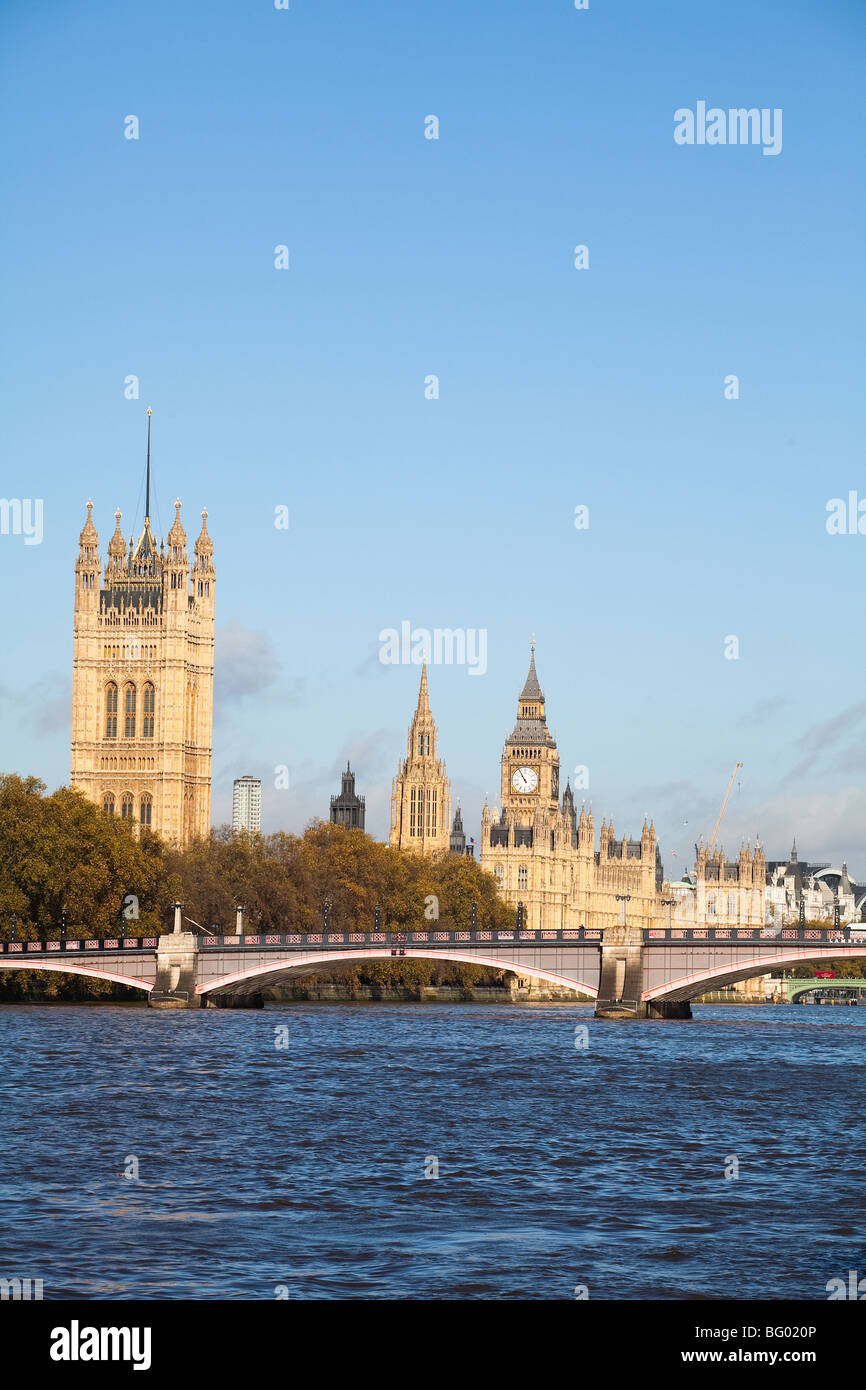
[1,0,865,874]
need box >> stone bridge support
[595,926,691,1020]
[149,929,201,1009]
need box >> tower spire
[145,408,152,524]
[417,661,430,712]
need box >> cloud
[740,695,787,727]
[785,700,866,783]
[214,620,280,712]
[725,784,866,875]
[0,676,71,734]
[795,701,866,755]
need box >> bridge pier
[594,933,644,1019]
[149,930,202,1009]
[645,998,692,1020]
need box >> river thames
[1,1002,864,1300]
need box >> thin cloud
[214,620,280,711]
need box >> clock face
[512,766,538,794]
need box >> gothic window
[728,892,737,919]
[518,866,528,889]
[410,788,418,836]
[105,683,118,738]
[417,732,430,756]
[707,892,717,917]
[103,791,115,816]
[124,683,136,737]
[494,864,504,885]
[430,788,437,837]
[143,683,155,738]
[140,793,152,827]
[121,792,134,819]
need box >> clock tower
[500,643,560,818]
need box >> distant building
[449,805,474,857]
[668,839,865,927]
[330,762,365,830]
[232,776,262,834]
[765,841,863,924]
[390,664,452,856]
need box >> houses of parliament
[69,414,766,928]
[388,649,766,933]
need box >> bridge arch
[787,977,866,1004]
[196,948,598,1000]
[642,946,866,1004]
[0,960,153,994]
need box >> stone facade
[70,417,214,848]
[479,647,664,933]
[389,664,451,855]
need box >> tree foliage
[0,779,511,999]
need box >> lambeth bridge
[2,910,866,1019]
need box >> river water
[1,1002,864,1300]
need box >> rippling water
[1,1002,864,1300]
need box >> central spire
[145,407,152,524]
[520,642,543,702]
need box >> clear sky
[1,0,864,875]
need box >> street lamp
[660,897,677,932]
[10,912,17,942]
[614,893,632,928]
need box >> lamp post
[615,893,632,928]
[10,912,17,942]
[660,897,676,932]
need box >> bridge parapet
[645,927,856,945]
[0,938,158,954]
[198,928,605,949]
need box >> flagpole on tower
[145,408,152,526]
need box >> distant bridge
[787,977,866,1004]
[2,921,865,1019]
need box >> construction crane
[706,762,743,855]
